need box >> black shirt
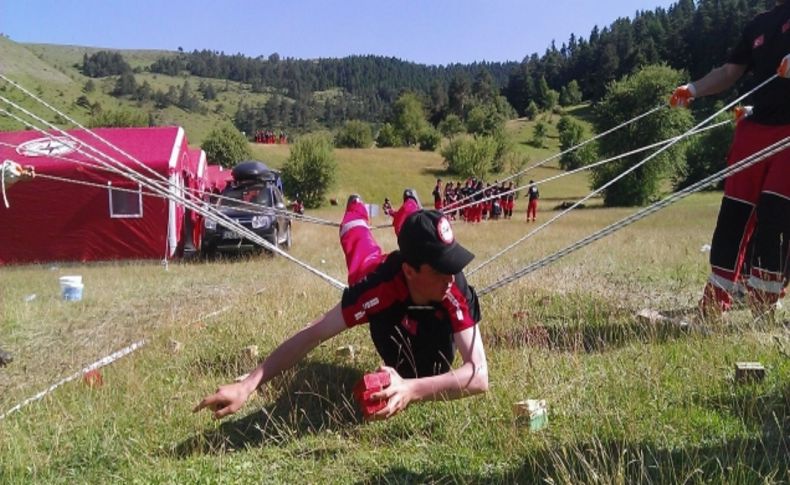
[727,2,790,124]
[341,251,481,334]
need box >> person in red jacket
[670,0,790,319]
[432,179,443,210]
[195,189,488,421]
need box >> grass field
[1,38,788,484]
[1,126,788,483]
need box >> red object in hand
[353,371,391,417]
[83,369,103,388]
[669,84,695,108]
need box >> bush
[592,64,694,206]
[558,116,597,170]
[674,111,733,190]
[281,134,337,209]
[88,109,147,128]
[201,124,252,168]
[525,101,539,121]
[531,121,548,148]
[418,127,442,151]
[335,120,373,148]
[376,123,401,147]
[438,114,465,138]
[441,135,497,179]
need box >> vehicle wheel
[282,223,292,250]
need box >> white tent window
[108,182,143,218]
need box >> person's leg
[340,197,385,286]
[700,120,777,315]
[391,198,420,236]
[746,148,790,315]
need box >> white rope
[478,135,790,296]
[1,160,8,209]
[0,139,338,232]
[452,119,732,220]
[0,76,341,230]
[448,104,666,210]
[465,120,733,276]
[0,294,240,422]
[0,91,347,290]
[469,76,776,278]
[0,340,146,421]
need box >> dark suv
[202,161,292,256]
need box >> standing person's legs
[340,197,385,286]
[746,153,790,313]
[700,121,783,314]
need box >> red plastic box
[353,371,391,417]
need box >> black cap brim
[430,242,475,275]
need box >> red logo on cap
[437,217,454,244]
[753,34,764,49]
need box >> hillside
[0,38,273,145]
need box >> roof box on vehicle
[232,160,276,182]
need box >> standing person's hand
[193,382,253,419]
[778,54,790,78]
[669,84,697,108]
[369,366,413,420]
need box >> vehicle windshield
[219,183,273,208]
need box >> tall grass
[1,183,787,483]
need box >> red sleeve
[341,272,409,327]
[442,282,477,333]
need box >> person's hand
[778,54,790,78]
[368,366,413,420]
[669,84,696,108]
[193,381,252,419]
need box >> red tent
[0,126,197,264]
[205,164,233,194]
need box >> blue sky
[2,0,678,65]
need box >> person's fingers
[369,389,391,401]
[213,404,236,420]
[193,394,218,413]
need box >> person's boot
[402,188,422,209]
[347,194,363,209]
[697,281,730,325]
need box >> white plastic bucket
[59,276,84,301]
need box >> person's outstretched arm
[194,303,347,419]
[370,323,489,419]
[671,63,748,107]
[691,63,748,97]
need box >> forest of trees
[89,0,777,133]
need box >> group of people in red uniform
[429,178,539,223]
[254,130,288,144]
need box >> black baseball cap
[397,210,475,275]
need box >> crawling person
[195,189,488,420]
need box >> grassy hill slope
[0,39,276,145]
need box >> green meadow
[0,39,787,484]
[1,131,787,483]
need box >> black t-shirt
[727,2,790,124]
[341,251,481,333]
